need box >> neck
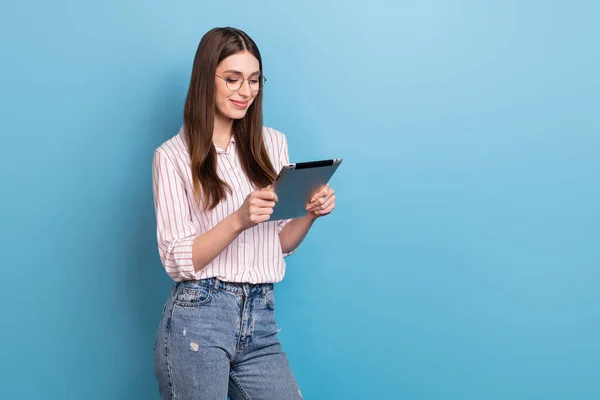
[213,111,234,142]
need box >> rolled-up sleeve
[152,150,198,281]
[276,133,299,257]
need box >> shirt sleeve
[276,132,299,257]
[152,150,199,281]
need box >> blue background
[1,1,598,399]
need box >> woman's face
[214,51,261,120]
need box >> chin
[224,112,247,120]
[226,109,249,120]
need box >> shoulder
[262,125,288,152]
[154,126,189,165]
[152,127,190,182]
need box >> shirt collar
[180,126,235,154]
[214,135,235,154]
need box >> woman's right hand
[234,186,278,230]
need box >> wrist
[228,211,245,234]
[304,212,319,222]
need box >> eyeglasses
[215,73,267,92]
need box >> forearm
[191,212,244,274]
[278,214,317,254]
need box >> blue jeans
[154,277,303,400]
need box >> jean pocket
[265,289,276,310]
[153,300,169,351]
[173,282,212,307]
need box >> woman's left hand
[306,184,336,218]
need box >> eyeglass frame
[215,73,267,92]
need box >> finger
[250,198,277,208]
[256,207,274,215]
[307,192,334,210]
[307,196,322,211]
[315,201,335,216]
[308,188,324,202]
[308,194,335,212]
[250,206,275,215]
[310,185,333,202]
[250,213,271,225]
[316,187,328,200]
[257,214,271,223]
[255,190,278,202]
[315,196,335,211]
[308,191,331,208]
[308,198,326,210]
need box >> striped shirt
[152,126,297,283]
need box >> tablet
[269,158,343,221]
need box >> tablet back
[270,158,342,221]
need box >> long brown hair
[183,27,277,211]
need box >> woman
[152,27,336,399]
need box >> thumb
[262,185,272,191]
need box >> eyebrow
[222,69,261,77]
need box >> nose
[237,79,252,98]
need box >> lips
[230,99,249,108]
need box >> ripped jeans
[154,277,303,400]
